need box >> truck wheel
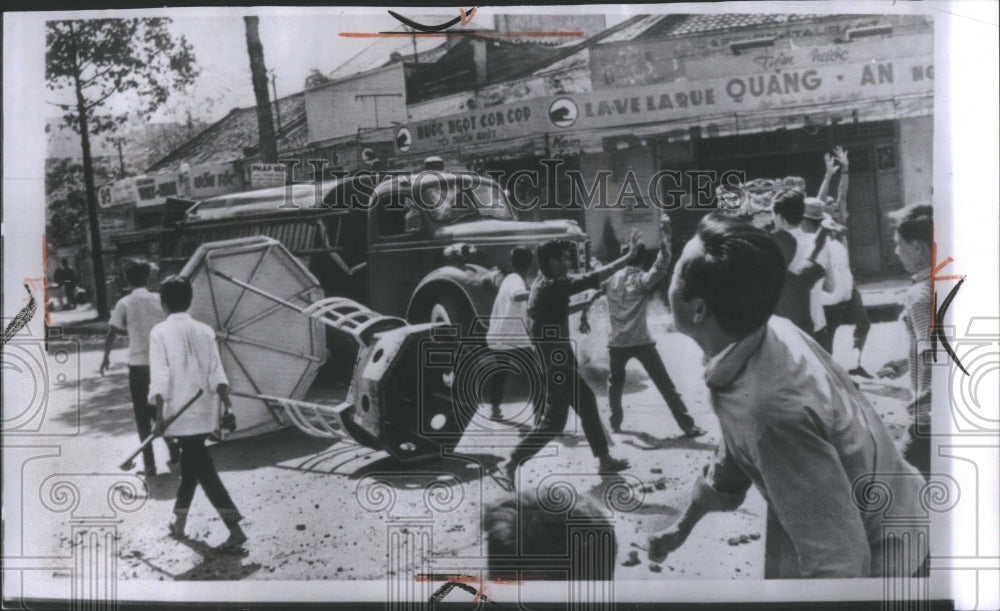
[429,294,475,334]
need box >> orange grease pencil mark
[42,234,50,325]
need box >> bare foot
[168,520,186,540]
[219,527,247,551]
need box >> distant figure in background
[879,204,934,478]
[770,190,814,334]
[485,490,617,581]
[101,260,178,476]
[816,147,872,372]
[53,259,77,310]
[149,275,246,552]
[777,192,837,350]
[800,198,842,352]
[485,246,539,424]
[590,215,705,437]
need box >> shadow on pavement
[208,428,338,472]
[125,537,261,581]
[51,368,146,438]
[618,430,716,452]
[347,452,504,488]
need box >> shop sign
[570,52,933,130]
[250,163,286,189]
[398,33,932,156]
[98,178,141,208]
[134,174,180,208]
[179,162,245,199]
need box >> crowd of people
[483,146,934,580]
[97,145,935,578]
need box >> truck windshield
[416,179,514,224]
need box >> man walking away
[597,215,705,437]
[149,275,246,552]
[101,260,178,476]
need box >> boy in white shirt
[101,261,177,475]
[149,275,246,552]
[485,247,540,423]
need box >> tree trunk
[244,16,278,163]
[71,23,109,319]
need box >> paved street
[23,300,915,583]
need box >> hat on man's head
[803,197,826,220]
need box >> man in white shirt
[100,261,177,476]
[485,247,539,423]
[149,275,246,552]
[789,198,838,350]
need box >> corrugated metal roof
[649,13,823,37]
[147,93,308,173]
[598,13,827,43]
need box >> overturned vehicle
[181,236,511,460]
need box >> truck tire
[429,294,478,337]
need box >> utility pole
[270,70,282,133]
[244,16,278,163]
[115,138,126,177]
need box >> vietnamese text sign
[399,33,933,156]
[250,163,286,189]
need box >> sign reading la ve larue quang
[400,33,933,154]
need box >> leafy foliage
[46,158,112,249]
[46,18,199,136]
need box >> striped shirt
[902,267,932,425]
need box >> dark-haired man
[879,203,934,478]
[770,190,813,333]
[596,216,704,437]
[499,230,641,485]
[648,214,926,578]
[484,489,617,581]
[101,260,176,476]
[149,275,246,551]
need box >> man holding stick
[148,275,246,551]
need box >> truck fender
[406,264,498,328]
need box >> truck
[159,170,592,334]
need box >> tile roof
[146,94,308,173]
[598,13,826,43]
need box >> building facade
[93,12,933,281]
